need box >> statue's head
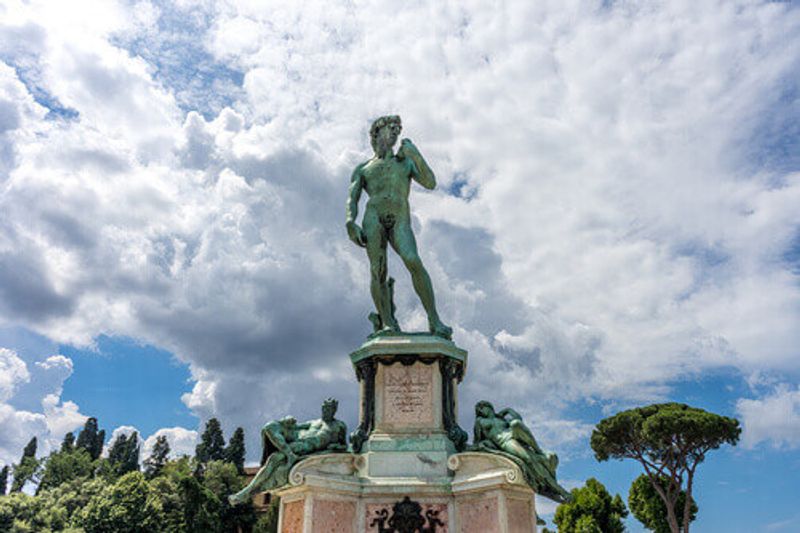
[280,416,297,432]
[475,400,495,417]
[369,115,402,153]
[321,397,338,420]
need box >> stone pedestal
[275,335,538,533]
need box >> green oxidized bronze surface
[470,400,571,503]
[347,115,452,339]
[228,398,348,504]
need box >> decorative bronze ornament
[369,496,445,533]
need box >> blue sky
[0,1,799,531]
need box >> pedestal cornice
[349,334,467,374]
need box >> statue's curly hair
[322,397,338,409]
[369,115,401,152]
[475,400,495,414]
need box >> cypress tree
[196,418,226,463]
[76,418,105,460]
[0,465,8,495]
[224,427,246,473]
[94,429,106,461]
[61,432,75,452]
[108,432,140,476]
[76,418,98,454]
[144,435,170,478]
[11,437,39,492]
[124,432,141,474]
[22,437,37,459]
[108,433,127,474]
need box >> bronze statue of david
[346,115,452,339]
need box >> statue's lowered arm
[346,164,366,248]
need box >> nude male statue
[346,115,452,339]
[228,398,347,505]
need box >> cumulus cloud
[141,426,198,460]
[0,347,86,465]
[103,425,141,458]
[0,347,29,401]
[737,385,800,449]
[0,0,798,462]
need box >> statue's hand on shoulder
[397,138,417,159]
[346,220,366,248]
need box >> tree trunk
[648,475,681,533]
[683,471,695,533]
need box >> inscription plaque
[382,363,435,426]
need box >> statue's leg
[509,420,544,455]
[228,454,286,505]
[390,221,451,338]
[499,438,529,464]
[364,213,397,331]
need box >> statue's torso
[479,416,511,441]
[362,156,411,217]
[298,419,344,447]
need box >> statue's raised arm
[398,138,436,190]
[346,115,452,339]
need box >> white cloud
[0,347,86,465]
[104,425,141,458]
[0,0,797,463]
[41,394,86,440]
[0,348,30,401]
[0,403,47,466]
[141,427,198,460]
[737,385,800,449]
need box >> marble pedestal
[275,335,538,533]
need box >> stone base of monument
[273,335,538,533]
[275,452,536,533]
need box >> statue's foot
[370,324,401,338]
[548,453,559,471]
[429,320,452,340]
[228,491,248,506]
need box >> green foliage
[203,460,256,532]
[224,427,246,474]
[143,435,170,479]
[0,465,8,495]
[591,403,740,464]
[0,474,103,531]
[0,426,256,533]
[146,455,255,533]
[76,418,105,461]
[60,433,75,453]
[11,454,40,494]
[196,418,226,463]
[37,448,94,494]
[107,432,140,477]
[21,439,36,460]
[0,492,42,532]
[76,471,164,533]
[629,474,697,533]
[591,403,740,533]
[10,438,40,494]
[553,478,627,533]
[254,496,280,533]
[176,471,223,533]
[35,477,105,531]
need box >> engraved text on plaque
[382,363,435,426]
